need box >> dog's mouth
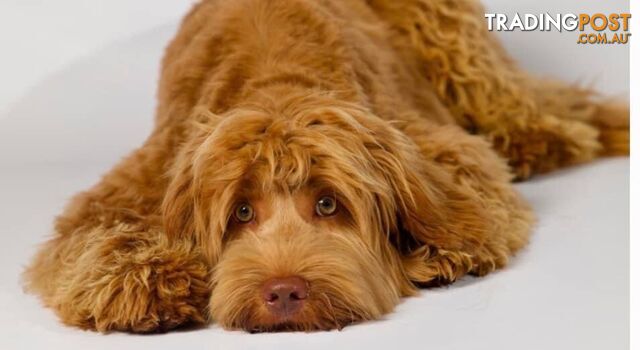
[247,321,347,333]
[243,301,356,333]
[231,289,361,333]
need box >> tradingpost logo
[485,13,632,45]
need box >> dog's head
[162,93,487,331]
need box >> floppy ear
[162,133,222,266]
[163,156,201,242]
[358,115,508,285]
[373,128,491,246]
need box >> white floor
[0,1,629,349]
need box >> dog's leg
[24,143,210,333]
[395,120,533,285]
[25,226,209,332]
[367,0,627,179]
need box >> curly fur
[24,0,628,333]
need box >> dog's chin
[240,301,357,333]
[209,232,401,332]
[249,323,317,333]
[246,320,348,333]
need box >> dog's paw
[96,261,210,333]
[53,229,211,333]
[64,255,210,333]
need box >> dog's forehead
[211,118,366,187]
[236,190,320,233]
[213,106,364,148]
[199,107,388,208]
[268,192,313,220]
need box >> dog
[24,0,629,333]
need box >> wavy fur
[24,0,627,333]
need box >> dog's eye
[234,203,254,223]
[315,196,337,217]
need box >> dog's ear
[162,132,224,265]
[381,134,489,245]
[163,156,200,242]
[358,116,493,284]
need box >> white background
[0,1,631,349]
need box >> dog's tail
[590,102,630,156]
[531,80,630,157]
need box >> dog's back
[156,0,453,131]
[159,0,628,179]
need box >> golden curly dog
[24,0,628,333]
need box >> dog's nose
[262,276,308,318]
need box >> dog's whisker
[319,292,341,330]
